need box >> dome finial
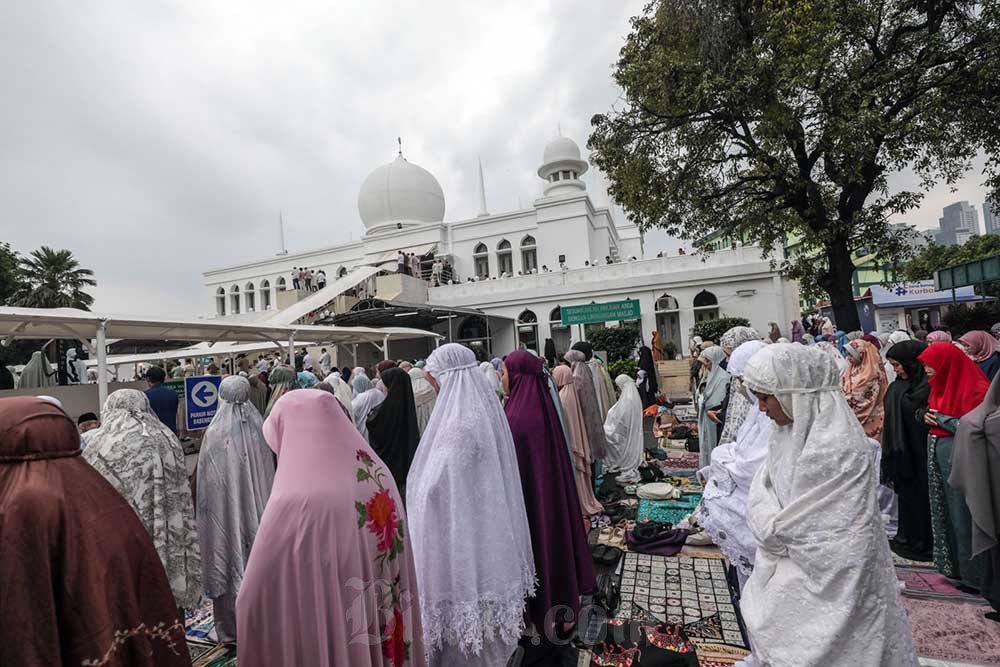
[397,136,403,157]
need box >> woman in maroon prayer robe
[503,350,596,637]
[0,397,190,666]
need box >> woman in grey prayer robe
[196,376,276,642]
[950,370,1000,620]
[564,349,607,461]
[697,346,730,468]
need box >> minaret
[276,212,288,256]
[476,157,489,217]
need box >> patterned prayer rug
[904,597,1000,665]
[897,566,984,603]
[617,552,750,664]
[184,601,215,642]
[638,494,703,526]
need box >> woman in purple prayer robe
[502,350,596,636]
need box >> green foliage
[942,302,1000,338]
[13,246,96,310]
[590,0,1000,331]
[608,358,639,379]
[586,326,640,361]
[0,242,22,305]
[691,317,751,345]
[663,340,677,360]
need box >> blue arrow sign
[184,375,222,430]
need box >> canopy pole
[383,334,389,361]
[351,343,358,366]
[288,332,296,366]
[96,321,108,412]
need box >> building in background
[202,133,800,365]
[984,200,998,236]
[932,200,980,246]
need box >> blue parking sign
[185,375,222,430]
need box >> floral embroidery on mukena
[355,449,410,665]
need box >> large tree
[13,246,96,310]
[590,0,1000,330]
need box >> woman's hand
[707,410,721,424]
[924,408,939,427]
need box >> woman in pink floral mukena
[236,389,425,667]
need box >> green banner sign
[561,299,640,325]
[165,379,186,402]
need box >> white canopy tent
[0,307,439,406]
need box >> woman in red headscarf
[918,342,990,589]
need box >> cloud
[1,1,990,320]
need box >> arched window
[215,287,226,316]
[338,266,348,278]
[548,305,570,357]
[259,280,271,310]
[693,290,719,323]
[521,235,538,273]
[517,309,539,352]
[655,293,679,312]
[277,276,287,291]
[655,293,681,359]
[458,314,488,340]
[230,285,241,315]
[245,282,256,312]
[497,239,513,276]
[473,243,489,279]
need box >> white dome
[542,136,582,164]
[357,155,445,231]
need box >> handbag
[593,573,621,616]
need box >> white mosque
[203,133,799,364]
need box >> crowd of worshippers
[7,320,1000,667]
[0,339,653,666]
[689,321,1000,665]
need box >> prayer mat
[617,552,749,655]
[187,639,218,663]
[904,597,1000,665]
[894,551,935,567]
[638,494,702,526]
[898,566,984,603]
[184,600,215,642]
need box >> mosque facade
[203,134,799,361]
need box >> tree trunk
[822,239,862,332]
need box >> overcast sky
[2,1,991,318]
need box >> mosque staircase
[265,265,381,326]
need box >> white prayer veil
[739,344,917,666]
[196,375,275,599]
[697,339,771,579]
[717,340,767,447]
[406,343,535,661]
[409,367,438,434]
[351,388,385,442]
[327,375,355,423]
[479,361,503,396]
[603,374,644,482]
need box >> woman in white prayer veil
[696,340,770,590]
[410,367,438,434]
[479,361,504,400]
[195,376,276,642]
[325,374,355,422]
[738,344,917,667]
[17,350,55,388]
[351,387,385,442]
[602,374,644,483]
[407,343,535,667]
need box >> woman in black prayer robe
[884,340,934,561]
[637,345,659,409]
[367,366,421,498]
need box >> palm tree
[14,246,97,310]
